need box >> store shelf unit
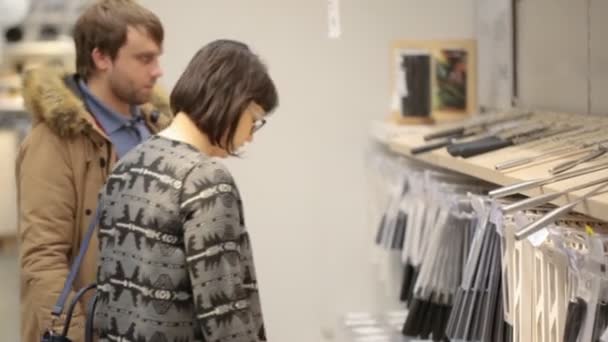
[369,118,608,342]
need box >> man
[15,1,172,341]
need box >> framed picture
[390,39,477,124]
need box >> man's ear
[91,47,112,72]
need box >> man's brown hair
[73,0,163,80]
[170,40,279,154]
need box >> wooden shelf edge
[389,141,519,185]
[387,134,608,223]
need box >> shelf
[3,39,75,57]
[386,125,608,223]
[0,101,25,113]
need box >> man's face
[106,26,163,105]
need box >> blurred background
[1,1,607,341]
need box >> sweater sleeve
[179,161,263,342]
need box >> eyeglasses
[251,118,267,134]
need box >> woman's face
[230,101,266,153]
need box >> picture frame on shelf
[390,39,477,125]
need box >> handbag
[41,207,101,342]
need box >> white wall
[141,1,475,341]
[515,0,608,114]
[516,0,588,113]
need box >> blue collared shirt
[78,80,151,159]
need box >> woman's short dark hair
[170,39,279,154]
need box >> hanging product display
[368,137,608,342]
[373,156,494,341]
[444,201,509,342]
[400,196,476,341]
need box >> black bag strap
[51,206,102,318]
[85,293,99,342]
[61,284,97,337]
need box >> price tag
[527,228,549,247]
[328,0,341,38]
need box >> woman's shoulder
[179,158,239,208]
[185,157,234,185]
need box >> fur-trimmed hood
[21,67,173,138]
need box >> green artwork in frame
[434,49,468,113]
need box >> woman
[94,39,278,342]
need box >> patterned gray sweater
[95,135,265,342]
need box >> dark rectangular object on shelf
[401,54,431,118]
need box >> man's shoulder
[22,121,62,143]
[22,67,93,138]
[19,122,73,157]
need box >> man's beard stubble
[109,75,152,106]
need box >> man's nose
[151,61,163,78]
